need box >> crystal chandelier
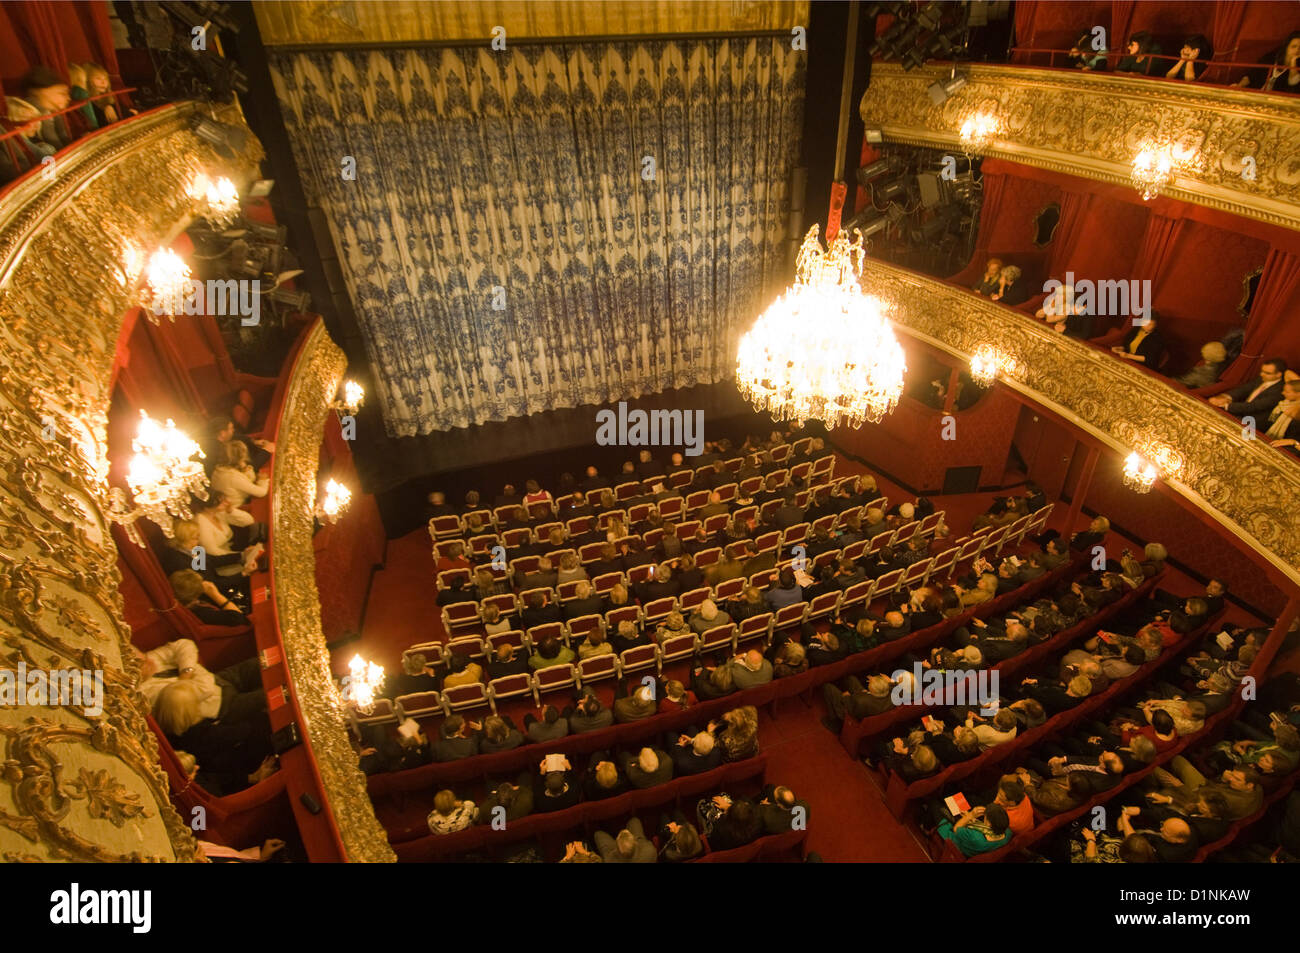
[1131,145,1175,201]
[1122,451,1158,493]
[190,172,241,227]
[736,225,906,429]
[108,411,209,545]
[959,113,1001,153]
[329,379,365,417]
[969,345,1021,387]
[318,479,352,523]
[343,654,385,713]
[142,248,193,321]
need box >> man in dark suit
[477,771,534,824]
[487,644,530,679]
[533,760,581,813]
[432,715,481,761]
[519,591,562,629]
[580,466,610,492]
[494,484,523,508]
[741,542,776,579]
[759,785,811,835]
[1020,673,1091,715]
[624,746,673,788]
[635,449,664,481]
[667,730,723,775]
[821,674,894,732]
[1208,357,1286,419]
[516,557,558,592]
[775,491,805,530]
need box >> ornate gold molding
[865,260,1300,587]
[861,64,1300,232]
[270,321,395,862]
[253,0,808,46]
[0,103,260,861]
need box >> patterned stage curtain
[268,39,805,437]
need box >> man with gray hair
[822,673,894,733]
[624,745,674,788]
[594,817,657,863]
[726,649,774,690]
[689,598,732,635]
[668,729,723,775]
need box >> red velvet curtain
[975,171,1009,254]
[2,1,122,92]
[1047,190,1094,275]
[1133,212,1184,285]
[1208,0,1250,82]
[1012,1,1040,61]
[1221,247,1300,386]
[1111,0,1138,50]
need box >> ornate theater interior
[3,0,1300,882]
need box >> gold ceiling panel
[861,63,1300,233]
[254,0,810,46]
[864,260,1300,589]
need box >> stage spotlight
[926,68,969,105]
[857,156,900,185]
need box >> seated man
[140,640,272,793]
[759,784,811,835]
[725,649,774,690]
[533,756,581,813]
[523,704,569,743]
[822,673,894,733]
[476,771,534,824]
[432,714,481,762]
[583,756,629,801]
[566,690,615,733]
[562,581,605,621]
[1019,673,1092,715]
[594,818,656,863]
[624,746,674,788]
[1208,357,1286,420]
[613,684,658,723]
[668,730,724,775]
[528,635,575,671]
[763,568,803,611]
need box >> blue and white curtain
[268,39,805,436]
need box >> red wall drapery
[1222,247,1300,386]
[1046,190,1094,276]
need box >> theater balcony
[0,101,392,862]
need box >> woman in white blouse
[193,497,264,575]
[211,440,269,507]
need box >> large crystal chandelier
[1122,451,1158,493]
[736,225,906,429]
[108,411,209,545]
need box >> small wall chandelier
[190,172,241,227]
[1122,451,1158,493]
[969,345,1022,387]
[318,478,352,523]
[959,113,1001,153]
[108,411,209,545]
[142,248,193,321]
[736,225,906,429]
[330,379,365,417]
[343,654,385,713]
[1131,145,1175,201]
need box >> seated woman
[479,714,525,754]
[1176,341,1227,388]
[937,804,1013,856]
[972,258,1003,296]
[988,264,1029,305]
[210,439,269,508]
[772,640,808,678]
[715,705,760,762]
[1115,31,1162,76]
[85,63,123,125]
[576,626,615,660]
[157,518,250,582]
[427,789,478,835]
[1165,34,1213,82]
[698,793,764,850]
[169,569,247,627]
[555,552,588,586]
[193,497,265,577]
[691,661,736,700]
[1238,31,1300,93]
[657,812,705,862]
[1111,315,1165,367]
[1067,30,1108,71]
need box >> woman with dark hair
[1239,30,1300,93]
[1115,31,1162,76]
[1165,34,1213,81]
[1067,30,1108,71]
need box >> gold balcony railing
[863,259,1300,588]
[861,63,1300,232]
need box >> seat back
[486,629,527,654]
[643,596,678,626]
[807,590,841,620]
[428,515,462,539]
[694,546,722,568]
[486,673,534,710]
[659,632,699,663]
[869,531,893,554]
[481,592,517,618]
[440,683,488,713]
[566,614,604,643]
[658,497,684,521]
[772,602,807,631]
[619,644,659,676]
[781,522,810,547]
[526,622,567,648]
[840,578,875,612]
[592,572,624,595]
[873,568,906,598]
[842,539,867,561]
[436,568,471,591]
[902,558,931,587]
[441,602,483,633]
[678,587,711,614]
[533,663,577,698]
[577,653,618,686]
[393,691,442,722]
[712,577,745,601]
[737,612,774,646]
[698,622,737,654]
[606,605,642,631]
[614,481,641,501]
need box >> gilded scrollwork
[0,102,262,862]
[864,260,1300,585]
[271,321,396,863]
[861,64,1300,232]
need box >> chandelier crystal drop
[736,225,906,429]
[319,478,352,523]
